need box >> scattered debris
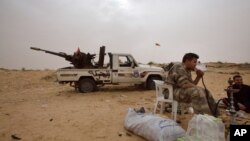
[218,71,240,74]
[41,104,48,108]
[134,107,145,113]
[105,100,111,103]
[96,136,106,139]
[11,134,21,140]
[120,95,127,98]
[118,131,125,137]
[126,132,132,136]
[243,121,250,125]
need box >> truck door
[112,55,140,83]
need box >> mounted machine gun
[30,46,106,69]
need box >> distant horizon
[1,60,249,70]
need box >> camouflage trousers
[173,86,218,116]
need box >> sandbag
[124,108,185,141]
[184,114,225,141]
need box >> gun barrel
[30,46,68,58]
[30,47,42,51]
[29,46,100,68]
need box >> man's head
[182,53,199,71]
[233,75,243,86]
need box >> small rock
[41,104,48,108]
[118,131,124,137]
[120,95,127,98]
[11,134,21,140]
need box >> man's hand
[193,69,204,85]
[196,69,204,78]
[237,103,246,111]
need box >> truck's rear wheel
[79,78,96,93]
[147,76,161,90]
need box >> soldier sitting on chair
[165,53,219,116]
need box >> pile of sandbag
[124,108,185,141]
[179,114,225,141]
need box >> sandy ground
[1,64,250,141]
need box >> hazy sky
[1,0,250,69]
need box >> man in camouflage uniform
[165,53,218,116]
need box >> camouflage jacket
[165,63,193,89]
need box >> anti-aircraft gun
[30,46,106,69]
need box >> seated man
[223,75,250,113]
[165,53,218,116]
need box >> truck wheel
[147,76,161,90]
[79,78,96,93]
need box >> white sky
[0,0,250,69]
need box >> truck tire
[79,78,96,93]
[147,76,161,90]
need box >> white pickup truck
[57,52,165,92]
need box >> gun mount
[30,46,106,69]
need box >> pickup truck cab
[57,53,165,92]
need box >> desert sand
[1,63,250,141]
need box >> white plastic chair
[153,80,178,121]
